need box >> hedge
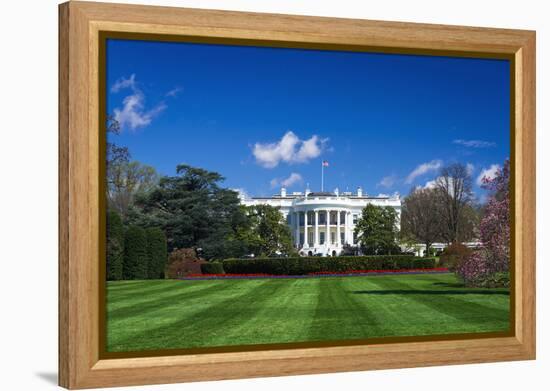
[146,227,168,279]
[106,211,124,281]
[222,255,436,275]
[200,262,225,275]
[123,225,148,280]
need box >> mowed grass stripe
[339,276,421,338]
[106,273,511,352]
[364,275,510,334]
[106,280,181,297]
[308,277,385,341]
[212,278,321,345]
[107,279,273,351]
[345,274,461,337]
[414,273,511,314]
[107,280,227,319]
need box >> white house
[241,186,401,256]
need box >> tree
[106,211,124,280]
[245,205,295,257]
[401,187,443,255]
[106,115,130,164]
[457,160,510,286]
[146,227,168,279]
[107,160,159,218]
[354,204,400,255]
[134,164,249,259]
[105,115,159,218]
[439,242,472,271]
[480,160,510,270]
[123,225,148,280]
[434,163,475,243]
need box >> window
[353,214,358,224]
[308,231,314,244]
[353,232,357,244]
[331,232,336,243]
[320,232,325,244]
[340,232,345,244]
[299,233,304,246]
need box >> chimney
[280,187,287,197]
[357,186,363,197]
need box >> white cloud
[477,164,501,186]
[270,172,303,188]
[453,139,496,148]
[466,163,475,176]
[111,74,136,93]
[114,92,166,131]
[165,87,182,97]
[423,178,438,189]
[377,175,397,189]
[252,131,327,168]
[110,74,166,131]
[405,160,442,184]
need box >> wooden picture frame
[59,1,536,389]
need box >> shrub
[340,244,360,256]
[106,211,124,281]
[200,262,225,274]
[222,255,436,275]
[460,160,510,288]
[456,250,510,288]
[439,242,472,271]
[123,225,148,280]
[480,272,510,288]
[146,227,168,279]
[165,248,206,279]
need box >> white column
[349,212,354,245]
[337,210,341,246]
[344,212,350,244]
[326,209,330,246]
[314,210,319,246]
[304,211,309,247]
[295,212,300,248]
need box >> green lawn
[106,273,510,352]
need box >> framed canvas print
[58,1,536,389]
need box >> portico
[293,209,350,256]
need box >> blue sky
[106,39,510,200]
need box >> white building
[241,186,401,256]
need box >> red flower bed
[308,267,448,275]
[185,267,448,279]
[187,273,272,278]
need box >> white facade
[402,242,483,257]
[242,187,401,256]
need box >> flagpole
[321,161,324,192]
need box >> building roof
[307,192,335,197]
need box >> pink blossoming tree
[457,160,510,286]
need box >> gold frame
[59,1,536,389]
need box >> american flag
[322,160,329,167]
